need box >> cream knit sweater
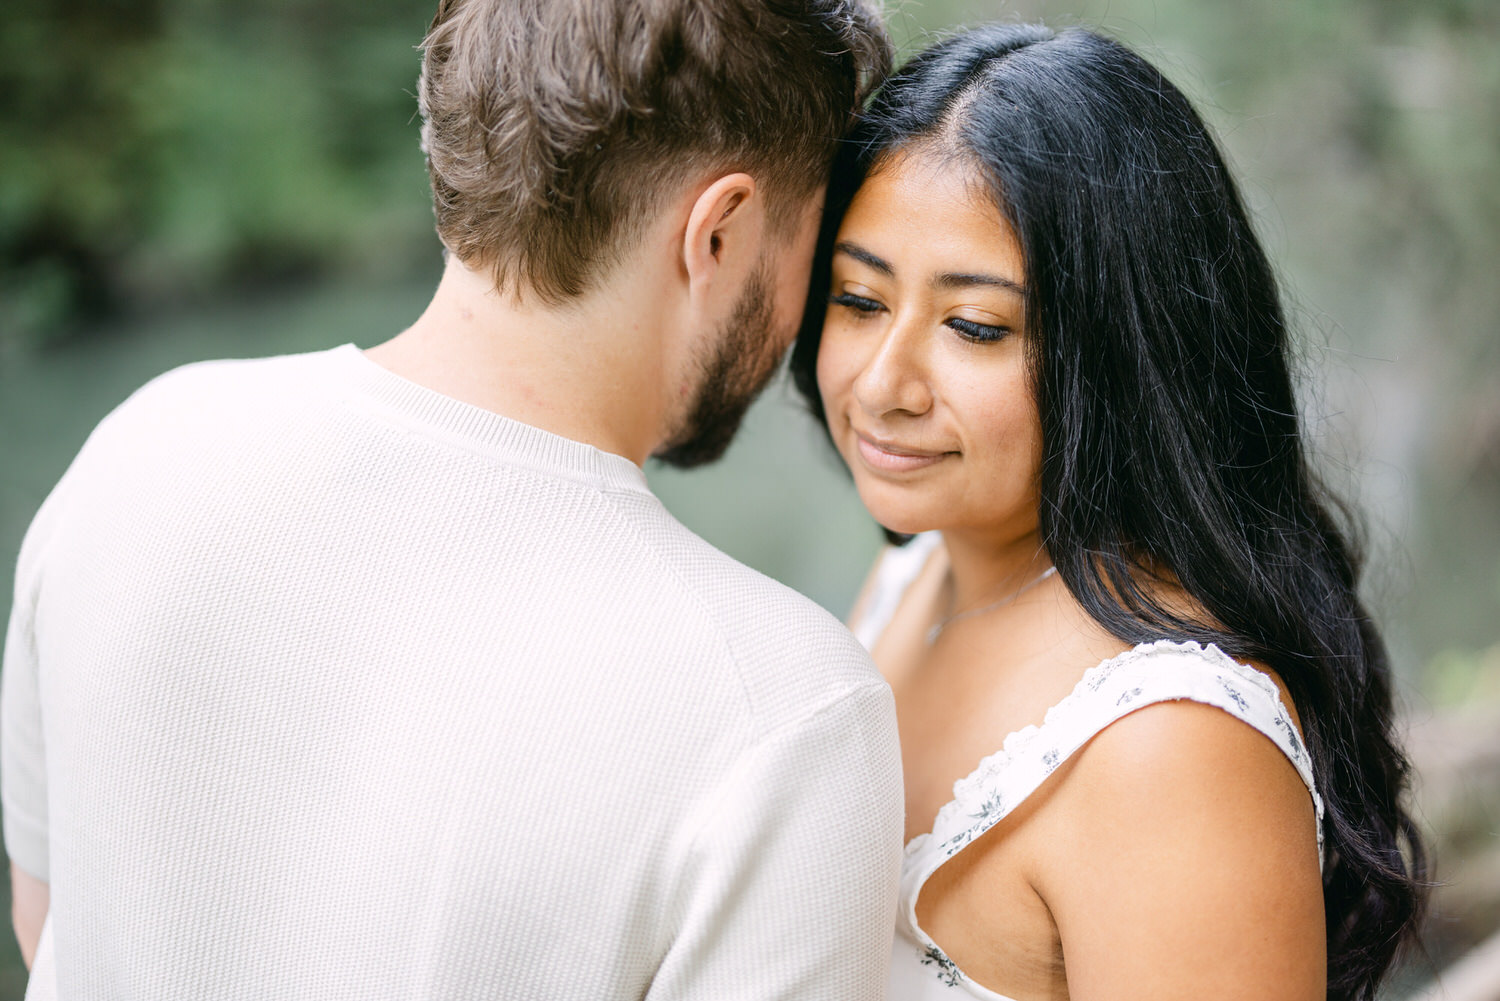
[2,345,903,1000]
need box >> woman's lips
[853,432,951,473]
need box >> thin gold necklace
[927,565,1057,644]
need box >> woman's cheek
[957,374,1043,482]
[815,326,852,412]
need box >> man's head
[419,0,890,305]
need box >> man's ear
[681,173,761,305]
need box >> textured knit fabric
[853,537,1323,1001]
[1,345,905,1001]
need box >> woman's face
[815,151,1043,542]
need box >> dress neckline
[893,638,1323,1000]
[902,638,1297,856]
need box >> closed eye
[946,317,1010,343]
[829,292,883,314]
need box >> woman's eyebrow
[933,271,1026,295]
[834,241,1026,295]
[833,241,893,276]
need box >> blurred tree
[0,0,167,346]
[0,0,438,356]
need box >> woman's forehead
[838,151,1023,283]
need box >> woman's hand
[10,862,49,970]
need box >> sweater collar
[326,343,651,494]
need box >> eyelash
[946,317,1010,343]
[829,292,881,314]
[828,293,1011,344]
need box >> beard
[653,265,784,469]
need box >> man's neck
[365,255,682,466]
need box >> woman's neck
[938,526,1053,615]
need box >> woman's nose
[851,319,933,418]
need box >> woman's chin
[854,494,944,538]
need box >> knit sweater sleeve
[646,681,903,1001]
[2,462,76,882]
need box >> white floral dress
[855,534,1324,1001]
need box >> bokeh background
[2,0,1497,996]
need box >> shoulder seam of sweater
[671,678,892,864]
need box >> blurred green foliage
[0,0,437,355]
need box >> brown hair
[419,0,891,302]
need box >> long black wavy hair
[790,23,1426,1000]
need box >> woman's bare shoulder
[1030,696,1325,1000]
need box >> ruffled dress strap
[898,639,1324,992]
